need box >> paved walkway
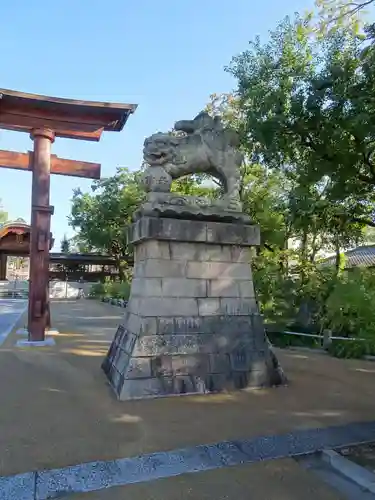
[73,459,346,500]
[0,298,27,345]
[1,299,375,498]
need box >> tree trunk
[334,237,341,274]
[319,236,342,331]
[116,258,128,282]
[299,228,309,284]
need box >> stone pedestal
[102,216,285,400]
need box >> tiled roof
[0,219,30,239]
[0,218,28,229]
[323,245,375,268]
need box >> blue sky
[1,0,318,250]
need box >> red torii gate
[0,88,137,343]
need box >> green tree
[60,234,71,253]
[227,11,375,231]
[206,91,363,268]
[69,168,144,280]
[69,165,222,281]
[204,6,373,326]
[316,0,374,34]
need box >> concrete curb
[0,472,35,500]
[322,449,375,494]
[1,420,375,499]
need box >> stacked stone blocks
[102,217,279,400]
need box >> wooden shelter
[0,220,34,280]
[0,220,122,282]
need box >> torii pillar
[28,127,55,340]
[0,88,137,343]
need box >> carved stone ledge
[133,192,250,224]
[127,216,261,247]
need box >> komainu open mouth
[149,151,166,160]
[145,151,169,165]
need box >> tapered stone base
[102,217,286,400]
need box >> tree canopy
[69,168,145,280]
[68,0,375,340]
[226,6,375,232]
[316,0,375,33]
[60,234,71,254]
[204,0,375,328]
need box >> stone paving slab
[0,472,35,500]
[72,458,346,500]
[1,299,375,480]
[0,299,27,345]
[3,418,374,498]
[25,420,375,498]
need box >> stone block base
[102,217,286,400]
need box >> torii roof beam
[0,88,137,141]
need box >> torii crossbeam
[0,88,137,343]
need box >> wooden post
[27,128,55,342]
[0,253,7,280]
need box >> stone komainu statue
[102,110,287,400]
[142,112,243,212]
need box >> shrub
[327,339,375,359]
[89,282,108,297]
[256,253,375,344]
[253,249,298,326]
[89,280,130,300]
[324,268,375,339]
[110,281,130,299]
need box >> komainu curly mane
[143,112,243,210]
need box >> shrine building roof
[0,219,30,238]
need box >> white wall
[0,280,94,299]
[49,281,93,299]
